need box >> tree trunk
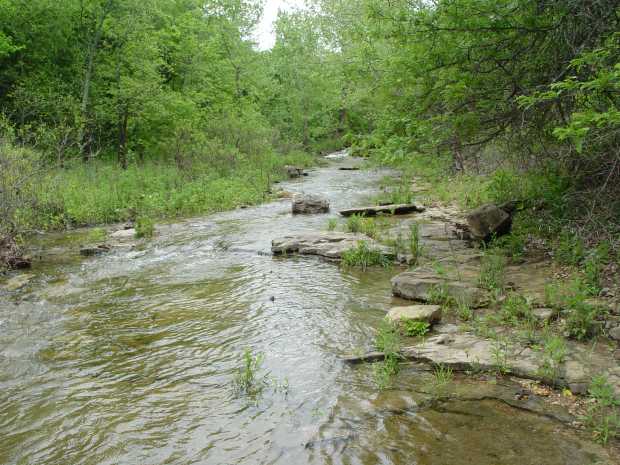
[118,107,128,170]
[78,0,112,162]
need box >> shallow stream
[0,156,615,465]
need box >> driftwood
[339,203,425,217]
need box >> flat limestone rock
[110,228,136,239]
[391,268,486,307]
[272,231,393,260]
[346,332,620,396]
[339,203,425,217]
[387,305,442,325]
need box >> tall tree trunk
[78,0,112,162]
[118,107,128,170]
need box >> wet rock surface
[284,165,306,178]
[339,203,425,217]
[386,305,442,325]
[391,268,487,307]
[79,244,111,256]
[2,273,35,291]
[271,231,393,260]
[292,193,330,214]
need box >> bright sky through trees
[255,0,305,49]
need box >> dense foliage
[1,0,619,264]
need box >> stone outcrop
[339,203,425,217]
[386,305,442,325]
[272,231,393,260]
[284,165,306,178]
[466,203,513,241]
[292,194,330,214]
[391,268,486,307]
[345,332,620,396]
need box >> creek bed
[0,156,617,465]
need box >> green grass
[341,241,392,270]
[545,278,604,340]
[33,150,315,229]
[500,293,534,326]
[135,216,155,239]
[373,320,401,390]
[585,374,620,444]
[478,250,506,294]
[232,348,267,397]
[401,319,430,337]
[326,218,338,231]
[536,333,567,384]
[429,363,453,398]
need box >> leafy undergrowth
[30,150,315,230]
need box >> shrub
[135,216,155,238]
[341,241,391,270]
[546,278,603,340]
[537,334,567,384]
[401,319,430,337]
[500,293,534,325]
[478,251,506,293]
[585,374,620,445]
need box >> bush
[135,216,155,239]
[341,241,392,270]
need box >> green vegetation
[232,348,267,397]
[373,320,401,390]
[135,216,155,239]
[585,375,620,445]
[537,334,567,384]
[326,218,338,231]
[341,241,392,270]
[400,319,430,337]
[546,278,604,341]
[429,363,454,399]
[408,223,422,265]
[2,0,619,274]
[478,251,506,295]
[500,293,534,326]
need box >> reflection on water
[0,157,615,465]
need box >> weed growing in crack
[536,333,567,384]
[584,374,620,445]
[373,320,401,390]
[342,241,392,270]
[430,363,453,398]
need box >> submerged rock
[292,194,330,214]
[391,268,486,307]
[339,203,425,217]
[272,231,393,260]
[79,244,111,256]
[3,273,35,291]
[466,203,513,241]
[387,305,442,325]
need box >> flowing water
[0,156,615,465]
